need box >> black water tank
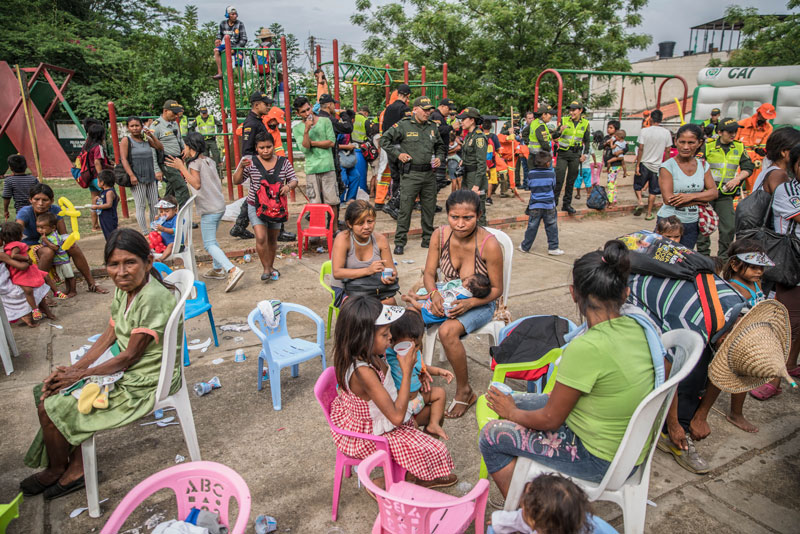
[658,41,676,59]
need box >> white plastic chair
[168,196,197,278]
[503,329,704,534]
[82,269,202,518]
[422,227,513,366]
[0,294,19,375]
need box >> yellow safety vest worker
[702,118,719,139]
[195,115,217,137]
[705,138,745,195]
[353,114,367,142]
[179,115,189,136]
[557,117,590,150]
[527,118,552,151]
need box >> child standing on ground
[36,212,76,298]
[89,170,118,241]
[519,150,563,255]
[385,310,453,440]
[148,196,178,260]
[3,154,39,220]
[573,163,592,200]
[0,222,57,321]
[329,296,456,487]
[655,215,684,243]
[721,239,774,428]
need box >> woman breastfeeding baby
[330,296,457,488]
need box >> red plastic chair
[314,367,407,521]
[358,450,489,534]
[100,461,251,534]
[297,203,335,259]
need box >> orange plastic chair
[297,203,335,259]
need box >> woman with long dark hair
[20,229,182,499]
[166,132,244,292]
[79,121,110,231]
[120,116,164,233]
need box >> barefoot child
[89,169,118,241]
[385,309,453,440]
[0,222,56,321]
[721,239,774,432]
[403,274,492,326]
[655,215,684,243]
[330,296,456,488]
[148,196,178,260]
[36,212,77,298]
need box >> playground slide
[0,61,72,177]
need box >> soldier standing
[457,107,489,225]
[380,96,445,255]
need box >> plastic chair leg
[81,435,101,518]
[182,333,190,367]
[327,306,334,339]
[291,364,299,378]
[257,353,265,391]
[207,310,219,347]
[620,482,648,534]
[332,453,346,521]
[173,387,202,461]
[268,365,282,410]
[327,232,333,258]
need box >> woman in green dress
[20,228,182,500]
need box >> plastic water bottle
[193,382,212,397]
[441,289,458,317]
[254,515,277,534]
[243,254,252,263]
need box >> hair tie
[601,256,607,264]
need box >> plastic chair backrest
[314,366,339,424]
[173,196,195,256]
[100,461,251,534]
[358,450,489,534]
[319,260,335,299]
[299,203,334,231]
[247,305,288,347]
[599,329,704,491]
[0,492,22,534]
[484,227,513,307]
[153,270,194,404]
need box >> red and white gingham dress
[330,366,454,481]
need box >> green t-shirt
[557,316,654,463]
[292,116,335,174]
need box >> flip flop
[444,393,477,419]
[32,309,43,321]
[43,476,85,500]
[633,206,643,216]
[749,382,781,400]
[787,366,800,378]
[78,383,101,414]
[93,385,109,410]
[20,473,55,496]
[645,213,656,221]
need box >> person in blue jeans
[518,150,563,256]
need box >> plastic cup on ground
[154,409,164,419]
[490,381,513,396]
[193,382,212,397]
[234,349,246,362]
[393,341,413,357]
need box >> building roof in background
[690,15,788,31]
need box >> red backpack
[76,144,110,188]
[252,156,288,223]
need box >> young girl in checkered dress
[329,295,456,487]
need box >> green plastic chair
[319,261,339,339]
[0,492,22,534]
[476,348,563,479]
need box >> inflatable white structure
[692,66,800,127]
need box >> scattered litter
[647,499,657,508]
[220,324,249,332]
[187,338,212,352]
[193,376,221,396]
[276,253,285,259]
[254,515,277,534]
[290,252,297,257]
[455,481,473,496]
[70,499,109,518]
[154,409,164,419]
[234,349,246,362]
[49,323,63,329]
[141,416,175,426]
[316,246,325,253]
[190,338,201,344]
[87,334,102,342]
[243,254,252,263]
[401,259,415,264]
[234,336,244,343]
[175,454,186,464]
[212,358,225,365]
[276,427,285,432]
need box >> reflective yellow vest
[179,115,188,136]
[528,119,552,151]
[557,117,589,150]
[702,118,719,139]
[353,114,367,142]
[705,138,745,195]
[195,115,216,136]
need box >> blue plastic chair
[154,262,219,366]
[247,303,326,411]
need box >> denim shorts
[247,203,282,229]
[456,300,496,334]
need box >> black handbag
[344,273,399,300]
[113,137,134,187]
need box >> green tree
[268,23,303,74]
[724,1,800,67]
[350,0,651,114]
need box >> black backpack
[489,316,571,382]
[586,184,608,210]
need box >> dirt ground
[0,173,798,534]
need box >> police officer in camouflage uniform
[457,107,489,225]
[380,96,445,255]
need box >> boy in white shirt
[634,109,674,220]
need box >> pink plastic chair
[314,366,407,521]
[297,203,335,259]
[590,162,603,185]
[100,461,251,534]
[358,450,489,534]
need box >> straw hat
[709,300,794,393]
[257,28,276,40]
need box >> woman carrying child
[0,222,56,325]
[330,296,456,488]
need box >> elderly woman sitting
[20,229,182,500]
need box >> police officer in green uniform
[696,118,754,260]
[178,111,188,137]
[150,99,191,207]
[352,104,371,143]
[189,106,223,164]
[554,101,590,214]
[702,108,721,140]
[457,107,489,225]
[380,96,445,255]
[527,107,557,169]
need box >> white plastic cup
[393,341,413,357]
[491,381,513,395]
[382,267,394,280]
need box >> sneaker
[657,432,710,474]
[203,268,227,280]
[548,248,565,256]
[517,244,531,254]
[225,267,244,293]
[489,493,505,510]
[485,197,494,205]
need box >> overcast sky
[162,0,792,66]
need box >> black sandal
[43,476,85,500]
[20,473,55,496]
